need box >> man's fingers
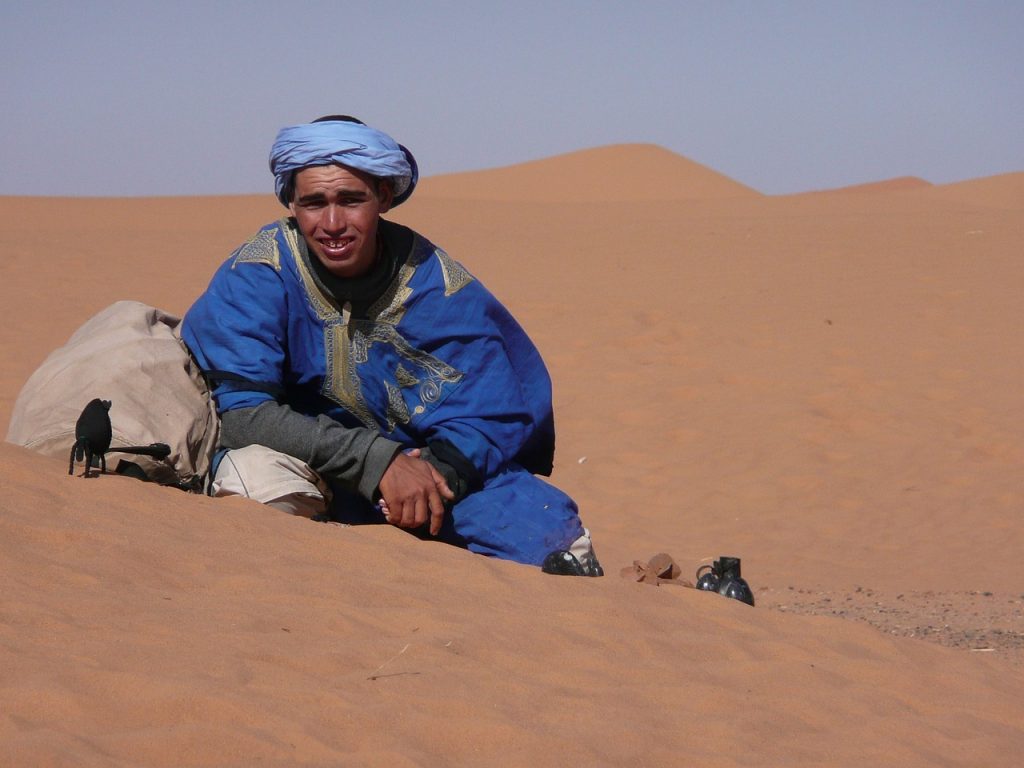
[428,464,456,500]
[428,487,445,536]
[377,450,455,533]
[400,498,417,528]
[388,496,425,529]
[412,496,429,529]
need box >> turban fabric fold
[269,121,418,208]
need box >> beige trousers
[212,444,332,518]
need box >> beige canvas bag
[6,301,220,490]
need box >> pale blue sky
[2,1,1021,196]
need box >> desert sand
[1,145,1022,766]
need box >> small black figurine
[69,398,112,477]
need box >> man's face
[289,164,393,278]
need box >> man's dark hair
[313,115,365,125]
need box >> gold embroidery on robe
[322,314,378,429]
[394,364,420,389]
[288,222,464,431]
[284,220,338,319]
[435,248,474,296]
[384,381,411,433]
[232,227,282,270]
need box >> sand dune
[929,171,1024,209]
[2,145,1022,765]
[795,176,934,196]
[418,143,761,201]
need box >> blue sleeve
[181,258,290,413]
[442,349,543,477]
[402,275,555,480]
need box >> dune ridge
[792,176,934,196]
[418,143,761,201]
[929,170,1024,209]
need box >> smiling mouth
[319,238,353,255]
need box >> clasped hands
[376,448,455,536]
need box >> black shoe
[579,549,605,577]
[541,549,604,577]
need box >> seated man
[182,115,601,576]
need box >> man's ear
[378,180,395,213]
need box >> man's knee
[212,444,331,518]
[444,468,588,565]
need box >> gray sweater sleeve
[219,401,402,500]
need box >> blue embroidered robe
[182,218,582,563]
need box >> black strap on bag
[203,370,285,398]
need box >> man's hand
[377,448,455,536]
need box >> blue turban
[269,120,418,208]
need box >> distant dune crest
[929,171,1024,209]
[418,143,761,202]
[418,145,1024,205]
[804,176,934,195]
